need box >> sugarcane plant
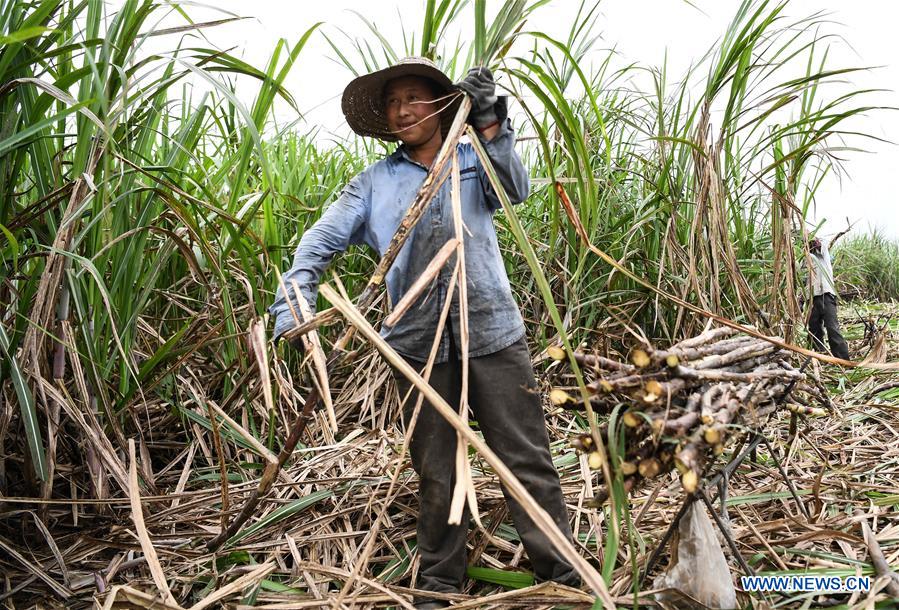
[0,0,890,604]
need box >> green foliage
[0,324,45,479]
[466,565,534,589]
[502,0,882,345]
[0,0,361,494]
[833,231,899,301]
[224,489,334,547]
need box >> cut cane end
[570,433,593,452]
[623,410,642,428]
[704,426,723,445]
[631,349,651,368]
[682,469,699,493]
[546,345,567,361]
[638,458,661,478]
[550,388,572,406]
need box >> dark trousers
[393,335,579,597]
[808,293,849,360]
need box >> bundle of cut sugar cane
[548,326,829,505]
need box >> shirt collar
[391,143,429,171]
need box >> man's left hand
[456,67,502,129]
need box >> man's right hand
[288,335,306,357]
[277,331,306,358]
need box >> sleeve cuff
[273,312,297,342]
[478,117,514,145]
[270,285,317,342]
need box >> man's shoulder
[347,156,393,190]
[361,155,391,174]
[363,149,410,177]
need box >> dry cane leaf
[384,238,459,328]
[127,439,180,608]
[188,562,274,610]
[248,318,274,416]
[861,331,887,365]
[292,279,337,435]
[100,584,184,610]
[319,284,614,607]
[447,150,481,528]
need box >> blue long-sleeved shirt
[270,118,530,363]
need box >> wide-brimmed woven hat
[341,56,462,141]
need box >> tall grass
[0,0,883,602]
[1,0,332,485]
[833,231,899,301]
[504,0,880,346]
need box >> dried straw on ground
[1,307,898,608]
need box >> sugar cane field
[3,0,899,608]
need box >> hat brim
[341,60,462,142]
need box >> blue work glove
[455,67,508,129]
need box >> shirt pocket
[459,166,478,182]
[457,166,482,213]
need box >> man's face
[383,76,442,147]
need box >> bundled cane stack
[548,326,829,504]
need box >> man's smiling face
[382,75,443,148]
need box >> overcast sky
[146,0,898,238]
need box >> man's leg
[393,356,469,602]
[467,336,580,585]
[821,293,850,360]
[808,295,826,352]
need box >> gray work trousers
[809,293,850,360]
[393,335,579,598]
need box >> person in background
[807,236,850,360]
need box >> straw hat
[341,56,461,141]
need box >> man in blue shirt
[271,57,579,608]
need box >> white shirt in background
[811,240,837,296]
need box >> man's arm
[269,173,370,341]
[456,68,529,207]
[829,225,852,250]
[474,97,530,208]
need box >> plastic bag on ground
[653,502,738,609]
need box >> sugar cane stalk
[320,282,617,607]
[558,327,827,505]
